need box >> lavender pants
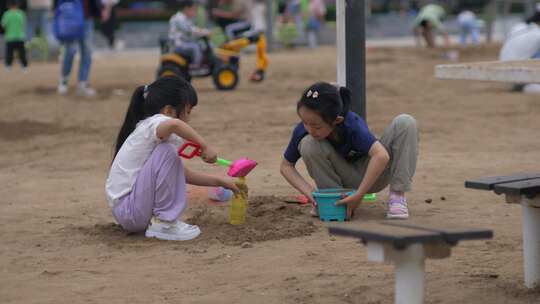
[112,143,187,232]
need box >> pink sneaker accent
[386,196,409,219]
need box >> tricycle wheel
[213,66,238,90]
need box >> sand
[1,44,540,303]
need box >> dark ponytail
[113,76,198,157]
[338,86,351,115]
[114,86,146,156]
[297,82,351,124]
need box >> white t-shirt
[105,114,184,207]
[500,23,540,61]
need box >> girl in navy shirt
[280,82,418,219]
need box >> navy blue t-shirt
[283,111,377,164]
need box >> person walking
[55,0,103,97]
[306,0,326,49]
[99,0,118,49]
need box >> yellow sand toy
[157,31,269,90]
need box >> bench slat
[328,222,443,249]
[382,222,493,244]
[493,178,540,198]
[465,173,540,190]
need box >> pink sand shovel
[178,142,258,177]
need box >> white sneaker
[57,82,68,95]
[76,83,97,97]
[145,217,201,241]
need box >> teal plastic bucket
[312,188,354,222]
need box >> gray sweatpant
[299,114,418,193]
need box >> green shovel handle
[363,193,377,201]
[216,158,231,167]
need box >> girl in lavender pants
[106,77,238,241]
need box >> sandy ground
[1,44,540,304]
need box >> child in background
[280,82,419,220]
[55,0,102,97]
[306,0,326,49]
[212,0,252,41]
[100,0,120,49]
[457,10,480,47]
[412,3,449,48]
[106,77,238,241]
[169,0,211,67]
[499,6,540,93]
[1,0,28,71]
[500,7,540,61]
[285,0,304,44]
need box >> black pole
[265,0,274,52]
[345,0,366,119]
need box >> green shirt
[1,8,26,42]
[413,4,446,30]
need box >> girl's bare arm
[156,119,217,163]
[280,158,316,203]
[184,167,239,192]
[354,141,389,197]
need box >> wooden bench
[465,173,540,288]
[329,221,492,304]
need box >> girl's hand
[335,192,364,220]
[200,145,217,163]
[220,177,240,193]
[304,193,316,206]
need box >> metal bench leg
[521,198,540,288]
[394,244,425,304]
[368,243,425,304]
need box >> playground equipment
[178,142,258,178]
[157,31,269,90]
